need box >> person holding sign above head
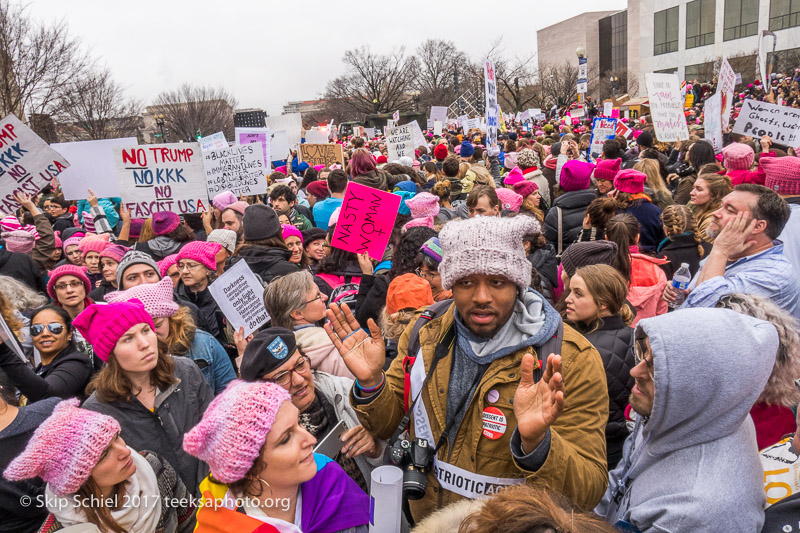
[228,204,298,285]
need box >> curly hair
[660,204,705,258]
[389,227,437,279]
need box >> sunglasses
[31,322,66,337]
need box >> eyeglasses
[415,267,440,282]
[303,292,323,306]
[634,334,654,380]
[54,281,84,291]
[177,262,204,272]
[268,355,311,387]
[31,322,65,337]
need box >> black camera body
[389,437,434,500]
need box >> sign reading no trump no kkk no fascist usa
[331,182,401,261]
[0,114,70,216]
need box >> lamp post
[610,76,619,100]
[154,114,165,143]
[410,90,420,112]
[576,46,587,105]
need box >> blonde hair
[138,218,154,243]
[660,205,705,258]
[379,307,416,341]
[634,159,671,198]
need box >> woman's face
[305,239,325,261]
[111,322,158,374]
[418,263,443,295]
[53,275,86,308]
[84,252,100,274]
[178,260,211,290]
[296,285,327,325]
[90,434,136,491]
[264,349,316,412]
[30,309,71,358]
[278,214,291,226]
[100,258,119,285]
[286,236,303,264]
[690,177,711,207]
[152,316,170,341]
[65,245,82,265]
[214,248,229,270]
[257,402,317,490]
[50,248,62,262]
[564,275,603,322]
[528,190,542,207]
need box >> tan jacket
[351,304,609,520]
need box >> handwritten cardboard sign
[589,117,618,160]
[704,92,723,153]
[732,100,800,147]
[298,143,344,167]
[114,143,208,217]
[718,58,736,129]
[645,73,689,141]
[387,124,415,161]
[53,137,137,201]
[0,114,70,215]
[208,259,270,337]
[235,127,271,168]
[203,143,267,198]
[199,132,228,151]
[331,182,401,260]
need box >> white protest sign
[304,129,328,144]
[433,120,443,136]
[530,108,541,117]
[392,110,400,123]
[645,73,689,141]
[0,114,70,216]
[465,118,480,131]
[704,92,724,153]
[208,259,270,337]
[718,58,737,129]
[53,137,137,201]
[364,127,376,138]
[199,132,228,151]
[735,72,742,85]
[571,106,585,119]
[235,127,271,168]
[534,113,546,121]
[266,113,303,147]
[203,143,267,199]
[114,143,208,217]
[589,117,618,160]
[410,120,427,148]
[430,106,448,124]
[457,115,468,128]
[386,119,394,130]
[732,99,800,147]
[519,110,531,123]
[271,130,290,160]
[386,123,415,161]
[484,58,499,148]
[603,102,613,117]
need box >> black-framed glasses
[304,292,323,306]
[268,355,311,387]
[633,331,654,380]
[31,322,65,337]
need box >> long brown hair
[75,477,128,533]
[585,197,617,230]
[138,218,154,243]
[567,265,634,333]
[693,173,732,218]
[635,158,671,198]
[88,348,177,403]
[604,213,639,281]
[661,204,705,258]
[159,307,197,356]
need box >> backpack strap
[534,320,564,381]
[556,206,564,258]
[402,299,453,411]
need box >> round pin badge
[487,389,500,403]
[482,406,507,440]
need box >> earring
[257,478,273,497]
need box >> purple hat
[560,160,595,192]
[152,212,180,236]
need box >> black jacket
[543,189,598,254]
[229,246,298,285]
[88,280,116,302]
[0,248,46,294]
[656,232,712,279]
[0,343,93,402]
[527,246,558,302]
[51,214,74,235]
[174,282,226,344]
[354,273,391,330]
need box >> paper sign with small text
[208,259,270,337]
[732,99,800,147]
[386,124,415,161]
[589,118,618,161]
[199,132,228,151]
[645,73,689,141]
[203,143,267,198]
[235,127,271,168]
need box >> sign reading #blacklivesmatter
[202,143,267,199]
[0,114,70,216]
[298,143,344,167]
[331,182,401,261]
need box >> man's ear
[751,218,769,236]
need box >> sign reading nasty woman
[331,182,401,260]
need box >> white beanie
[438,216,540,291]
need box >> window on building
[724,0,759,40]
[655,67,679,74]
[685,62,715,81]
[654,7,680,55]
[770,0,800,30]
[611,11,628,72]
[686,0,715,49]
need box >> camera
[389,437,434,500]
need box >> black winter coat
[656,232,712,279]
[621,199,665,253]
[88,280,116,302]
[354,273,391,330]
[229,245,298,285]
[174,282,226,344]
[543,189,598,254]
[314,262,363,299]
[0,248,46,293]
[527,246,558,302]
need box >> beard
[705,224,719,240]
[629,391,653,417]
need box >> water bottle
[669,263,691,309]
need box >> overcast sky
[27,0,626,116]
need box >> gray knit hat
[243,204,281,241]
[116,250,161,287]
[207,229,238,255]
[438,216,540,291]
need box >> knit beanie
[439,216,541,291]
[82,213,96,234]
[243,204,281,241]
[63,235,83,252]
[722,142,755,171]
[281,224,303,243]
[1,230,34,253]
[105,276,179,318]
[513,180,539,199]
[0,216,38,238]
[158,254,179,278]
[3,399,121,496]
[560,240,619,278]
[225,201,248,216]
[405,192,440,219]
[614,169,647,194]
[182,380,292,484]
[386,273,433,315]
[207,229,238,255]
[129,219,144,240]
[306,181,329,199]
[636,130,653,147]
[420,236,443,263]
[98,244,130,264]
[116,250,161,288]
[73,300,154,363]
[762,156,800,195]
[54,231,62,250]
[240,328,298,381]
[152,211,180,237]
[61,227,84,241]
[46,264,91,300]
[301,227,326,247]
[517,148,540,170]
[503,166,525,186]
[496,189,523,213]
[176,241,222,271]
[433,143,449,161]
[460,141,474,158]
[78,233,111,258]
[212,191,238,211]
[594,158,622,182]
[560,160,596,192]
[403,216,434,231]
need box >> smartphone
[313,420,348,459]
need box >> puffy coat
[621,198,665,253]
[544,189,599,254]
[229,245,298,285]
[656,232,711,279]
[628,250,669,326]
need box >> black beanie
[301,227,326,246]
[240,327,298,381]
[243,204,281,241]
[637,130,653,148]
[561,240,619,278]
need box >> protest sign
[484,58,499,148]
[410,120,427,148]
[704,92,724,153]
[571,106,585,118]
[465,118,480,131]
[519,110,531,123]
[271,130,289,160]
[433,120,443,136]
[393,110,400,123]
[0,312,26,363]
[718,58,736,128]
[266,113,303,147]
[735,73,742,85]
[386,124,414,161]
[114,143,207,217]
[208,259,270,337]
[364,127,375,138]
[235,127,271,168]
[304,129,328,144]
[203,143,267,198]
[732,99,800,147]
[199,132,228,151]
[330,182,401,260]
[54,137,137,201]
[0,115,70,216]
[684,94,695,108]
[298,143,344,167]
[589,117,618,160]
[430,106,448,124]
[645,73,689,141]
[457,115,468,129]
[427,118,433,130]
[534,112,546,121]
[616,120,633,139]
[603,102,613,117]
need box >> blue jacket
[622,199,665,253]
[183,330,237,395]
[76,198,121,229]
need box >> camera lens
[403,467,428,500]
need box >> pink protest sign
[234,127,271,168]
[331,182,401,260]
[611,108,620,118]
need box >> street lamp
[576,46,587,104]
[610,76,619,100]
[576,45,586,59]
[410,90,420,112]
[154,114,165,144]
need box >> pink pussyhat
[158,253,179,277]
[105,276,179,318]
[403,216,435,231]
[176,241,222,271]
[405,192,440,219]
[72,300,154,362]
[496,188,523,212]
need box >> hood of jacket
[236,245,293,270]
[637,308,778,455]
[146,235,183,256]
[552,188,598,209]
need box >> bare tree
[485,38,540,113]
[411,39,471,109]
[593,68,639,102]
[152,84,237,142]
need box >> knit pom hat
[1,230,34,253]
[81,213,96,234]
[306,181,329,199]
[496,188,523,213]
[105,276,179,318]
[182,380,292,484]
[394,191,414,216]
[63,235,83,252]
[762,156,800,195]
[116,250,161,288]
[517,148,540,170]
[225,201,248,216]
[281,224,303,243]
[152,212,180,237]
[176,241,222,271]
[503,166,525,186]
[46,264,91,300]
[158,254,179,278]
[243,204,281,241]
[420,236,443,263]
[594,158,621,182]
[439,216,540,291]
[98,243,129,264]
[73,300,154,363]
[403,216,434,231]
[560,160,596,192]
[722,142,755,171]
[207,229,238,255]
[3,399,120,496]
[460,141,474,158]
[386,273,433,315]
[301,227,326,247]
[513,180,539,199]
[405,192,440,219]
[77,233,111,257]
[54,231,62,250]
[376,155,388,165]
[212,191,238,211]
[561,240,619,277]
[614,169,647,194]
[433,143,449,161]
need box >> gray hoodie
[595,308,778,532]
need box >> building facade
[537,11,619,72]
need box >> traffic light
[196,129,202,140]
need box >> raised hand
[323,303,385,387]
[119,205,131,225]
[513,353,565,453]
[13,191,35,211]
[87,189,99,208]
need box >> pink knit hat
[403,216,435,231]
[54,231,62,250]
[405,192,440,219]
[496,188,523,212]
[722,142,755,171]
[46,264,91,300]
[3,399,120,496]
[0,216,38,238]
[503,166,525,186]
[594,158,621,182]
[176,241,221,271]
[99,244,130,264]
[762,156,800,195]
[212,191,238,211]
[78,233,111,258]
[281,224,303,243]
[183,380,292,484]
[560,160,596,192]
[614,169,647,194]
[225,201,248,216]
[152,212,180,236]
[105,276,179,318]
[158,253,179,277]
[73,300,154,363]
[2,230,35,253]
[82,212,96,233]
[62,235,83,252]
[513,180,539,199]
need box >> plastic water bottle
[669,263,691,309]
